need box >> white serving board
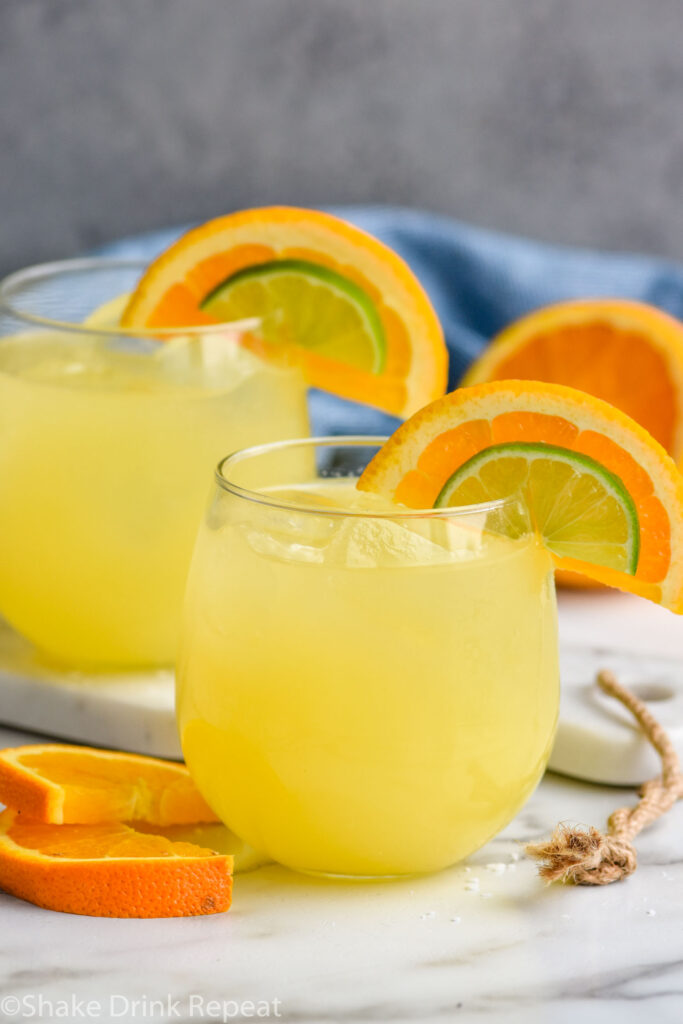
[0,624,181,758]
[0,590,681,783]
[555,589,683,784]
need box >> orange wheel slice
[0,744,218,826]
[462,300,683,461]
[359,381,683,611]
[121,207,447,417]
[0,809,231,918]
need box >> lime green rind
[434,441,640,575]
[201,258,386,373]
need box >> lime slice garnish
[201,259,386,372]
[435,442,640,574]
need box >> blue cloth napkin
[97,206,683,436]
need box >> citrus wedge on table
[358,381,683,611]
[121,207,448,416]
[0,744,218,825]
[462,299,683,462]
[0,744,271,917]
[0,810,231,918]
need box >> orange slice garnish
[121,207,447,417]
[359,380,683,611]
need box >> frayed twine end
[526,824,637,886]
[525,670,683,888]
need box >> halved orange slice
[462,300,683,462]
[358,381,683,611]
[121,207,447,417]
[0,809,231,918]
[0,744,218,826]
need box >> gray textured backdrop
[2,0,683,275]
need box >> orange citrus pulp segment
[121,207,447,417]
[358,380,683,612]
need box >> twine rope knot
[526,669,683,885]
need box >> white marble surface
[1,720,682,1024]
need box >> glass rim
[0,257,261,338]
[216,435,514,519]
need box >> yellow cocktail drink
[0,261,309,667]
[178,438,559,877]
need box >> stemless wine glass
[177,437,560,878]
[0,259,309,669]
